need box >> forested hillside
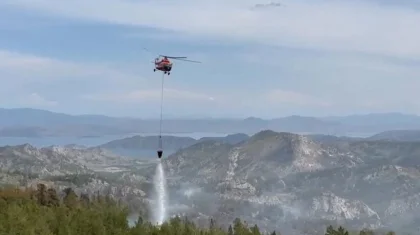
[0,184,397,235]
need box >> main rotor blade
[154,53,201,63]
[143,47,156,54]
[160,55,187,59]
[173,58,202,63]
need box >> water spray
[151,160,168,225]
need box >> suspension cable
[157,72,165,158]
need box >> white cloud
[0,49,140,84]
[0,50,62,82]
[240,49,420,75]
[238,45,420,110]
[0,49,159,112]
[3,0,420,58]
[82,88,216,103]
[261,89,332,107]
[0,49,149,102]
[0,50,52,69]
[18,93,58,107]
[26,92,57,106]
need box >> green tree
[251,224,261,235]
[80,193,90,206]
[0,184,407,235]
[228,225,234,235]
[337,226,349,235]
[233,218,252,235]
[36,183,48,206]
[63,187,78,208]
[209,218,216,230]
[359,229,375,235]
[47,188,60,206]
[326,226,349,235]
[326,225,337,235]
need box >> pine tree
[209,218,216,230]
[36,183,48,206]
[251,225,261,235]
[326,225,337,235]
[80,193,90,206]
[136,216,144,226]
[63,187,78,208]
[233,218,245,235]
[228,225,234,235]
[46,188,59,206]
[337,226,349,235]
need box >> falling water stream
[152,160,168,225]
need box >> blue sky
[0,0,420,118]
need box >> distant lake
[0,132,230,148]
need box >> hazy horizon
[2,107,420,120]
[0,131,232,148]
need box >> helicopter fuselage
[154,59,173,74]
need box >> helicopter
[142,48,201,159]
[153,55,201,75]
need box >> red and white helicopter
[153,55,201,75]
[144,48,200,75]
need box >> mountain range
[97,133,250,157]
[162,130,420,233]
[96,130,420,159]
[1,130,420,234]
[2,108,420,137]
